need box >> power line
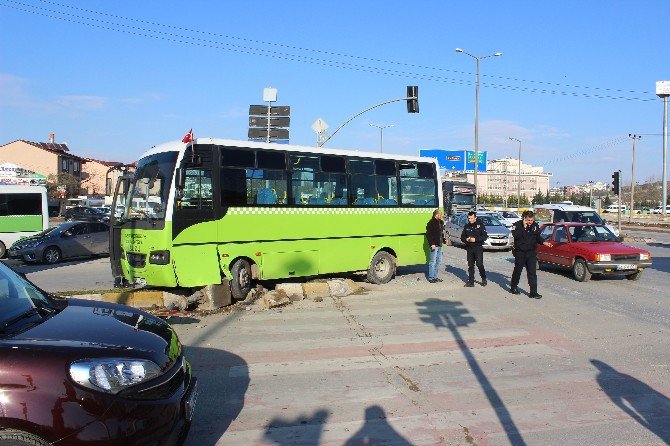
[0,0,659,103]
[32,0,654,97]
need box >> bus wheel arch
[229,257,254,300]
[366,249,397,285]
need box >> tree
[532,190,545,205]
[47,172,80,200]
[603,194,612,208]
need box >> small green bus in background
[110,138,442,300]
[0,185,49,258]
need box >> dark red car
[0,262,197,445]
[536,223,652,282]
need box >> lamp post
[628,134,642,221]
[589,181,594,208]
[456,48,502,199]
[509,137,522,209]
[369,123,394,153]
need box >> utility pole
[589,181,594,208]
[657,81,669,216]
[509,137,522,210]
[628,134,641,222]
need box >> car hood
[485,225,510,236]
[8,299,180,371]
[573,242,647,255]
[12,233,56,246]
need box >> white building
[466,157,552,200]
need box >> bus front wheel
[367,251,396,284]
[230,259,252,300]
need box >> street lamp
[628,134,642,221]
[509,137,522,209]
[588,181,594,208]
[456,48,502,199]
[369,123,394,153]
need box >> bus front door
[110,175,132,287]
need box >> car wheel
[626,270,642,281]
[42,246,62,264]
[572,259,591,282]
[537,259,544,270]
[0,429,50,445]
[367,251,396,284]
[230,259,252,300]
[0,240,6,258]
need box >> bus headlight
[149,250,170,265]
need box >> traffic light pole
[317,90,418,148]
[617,170,622,235]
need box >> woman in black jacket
[425,209,445,283]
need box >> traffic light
[612,171,620,195]
[406,86,419,113]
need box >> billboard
[419,149,486,172]
[0,162,47,186]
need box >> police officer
[460,211,488,287]
[510,210,551,298]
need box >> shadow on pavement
[649,256,670,274]
[263,406,414,446]
[591,360,670,444]
[183,346,249,445]
[416,298,528,446]
[3,257,105,274]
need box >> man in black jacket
[510,210,551,298]
[425,209,445,283]
[460,211,488,287]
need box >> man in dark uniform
[460,211,488,287]
[510,210,552,298]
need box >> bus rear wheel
[230,259,252,300]
[367,251,396,284]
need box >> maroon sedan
[536,223,652,282]
[0,262,197,445]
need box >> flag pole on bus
[182,129,194,154]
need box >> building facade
[0,139,87,196]
[466,157,551,200]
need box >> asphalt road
[171,230,670,446]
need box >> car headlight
[70,358,162,394]
[18,241,40,249]
[595,254,611,262]
[640,253,650,261]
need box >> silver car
[445,212,514,251]
[8,221,110,264]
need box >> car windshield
[565,211,603,224]
[0,263,53,329]
[502,211,519,219]
[569,225,617,242]
[125,152,178,221]
[478,216,502,226]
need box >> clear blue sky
[1,0,668,186]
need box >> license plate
[184,378,198,422]
[616,264,637,270]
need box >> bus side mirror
[175,168,186,189]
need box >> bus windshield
[125,152,178,221]
[452,194,476,205]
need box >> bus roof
[140,138,440,165]
[0,185,47,194]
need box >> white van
[0,185,49,257]
[533,203,619,236]
[604,204,627,213]
[652,205,670,214]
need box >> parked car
[477,210,520,228]
[8,221,110,264]
[445,212,514,250]
[536,222,652,282]
[603,204,628,213]
[0,261,197,445]
[61,206,109,222]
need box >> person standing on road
[510,210,552,298]
[460,211,488,287]
[425,209,445,283]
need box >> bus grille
[126,252,147,268]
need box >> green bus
[0,185,49,258]
[110,138,441,299]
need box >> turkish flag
[182,129,194,143]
